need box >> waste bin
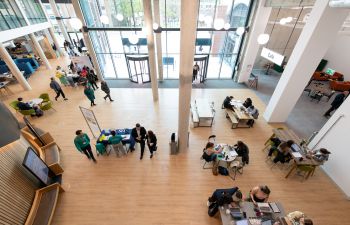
[170,132,178,155]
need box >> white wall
[324,33,350,80]
[309,97,350,198]
[0,22,51,43]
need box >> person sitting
[207,186,242,207]
[269,140,294,164]
[234,141,249,165]
[203,142,222,162]
[246,105,259,127]
[243,97,252,108]
[17,97,32,111]
[247,185,270,204]
[307,148,331,163]
[108,130,125,156]
[223,96,234,110]
[281,211,313,225]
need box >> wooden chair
[230,156,244,180]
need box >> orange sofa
[330,80,350,91]
[312,72,344,81]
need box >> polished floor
[3,58,350,225]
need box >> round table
[28,98,43,106]
[216,144,237,162]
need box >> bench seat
[225,109,239,129]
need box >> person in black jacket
[131,123,147,159]
[324,91,349,117]
[243,97,252,108]
[234,141,249,165]
[87,69,98,90]
[223,96,234,110]
[146,130,157,158]
[101,81,113,102]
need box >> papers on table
[292,152,303,158]
[236,219,249,225]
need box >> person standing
[324,91,349,117]
[84,84,96,106]
[146,130,157,158]
[87,69,98,90]
[101,81,114,101]
[131,123,147,160]
[192,62,200,82]
[74,130,97,162]
[50,77,68,101]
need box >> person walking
[101,81,113,102]
[74,130,97,162]
[146,130,157,158]
[50,77,68,101]
[192,62,200,82]
[87,69,98,90]
[324,91,349,117]
[131,123,147,160]
[84,83,96,106]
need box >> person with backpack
[207,187,243,217]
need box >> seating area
[329,80,350,91]
[0,58,39,78]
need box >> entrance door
[194,55,209,83]
[125,55,150,83]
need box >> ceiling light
[236,27,245,35]
[224,23,230,30]
[213,19,225,30]
[279,18,287,25]
[70,18,83,30]
[100,15,109,24]
[129,34,139,45]
[285,17,293,23]
[257,34,270,45]
[153,23,159,30]
[116,14,124,21]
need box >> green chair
[39,93,50,103]
[9,100,19,112]
[19,108,36,116]
[296,165,316,181]
[40,101,55,111]
[95,143,106,156]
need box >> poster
[79,106,101,138]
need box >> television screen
[22,147,50,185]
[325,68,335,75]
[23,117,45,146]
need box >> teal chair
[9,100,19,112]
[95,143,106,156]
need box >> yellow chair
[19,108,36,116]
[9,100,19,112]
[39,93,50,103]
[40,101,55,111]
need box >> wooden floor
[2,57,350,225]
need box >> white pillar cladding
[153,0,164,81]
[29,33,52,70]
[143,0,159,101]
[0,43,31,90]
[71,0,104,81]
[49,0,71,43]
[177,0,199,152]
[237,0,272,83]
[48,27,65,57]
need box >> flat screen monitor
[22,147,50,185]
[325,68,335,76]
[23,116,45,146]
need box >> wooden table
[28,98,43,107]
[191,99,214,127]
[230,100,253,128]
[219,202,285,225]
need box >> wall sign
[261,47,285,66]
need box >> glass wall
[80,0,252,80]
[18,0,47,24]
[0,0,27,31]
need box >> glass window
[18,0,47,25]
[0,0,27,31]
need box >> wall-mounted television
[23,117,45,146]
[22,147,50,186]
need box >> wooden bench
[21,128,64,175]
[191,108,199,128]
[225,109,239,129]
[25,183,64,225]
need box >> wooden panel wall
[0,137,40,225]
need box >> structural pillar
[143,0,159,101]
[264,1,349,122]
[0,43,31,91]
[153,0,163,81]
[237,0,271,83]
[72,0,104,81]
[49,0,70,43]
[48,27,65,57]
[29,33,52,70]
[178,0,199,152]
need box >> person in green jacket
[74,130,96,162]
[84,83,96,106]
[108,130,126,157]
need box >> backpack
[218,166,229,176]
[251,108,259,119]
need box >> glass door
[194,55,209,83]
[125,55,150,83]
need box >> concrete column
[143,0,159,101]
[72,0,104,81]
[264,1,349,122]
[29,33,52,70]
[237,0,271,83]
[49,0,70,43]
[48,27,65,56]
[153,0,163,81]
[0,43,31,91]
[178,0,199,152]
